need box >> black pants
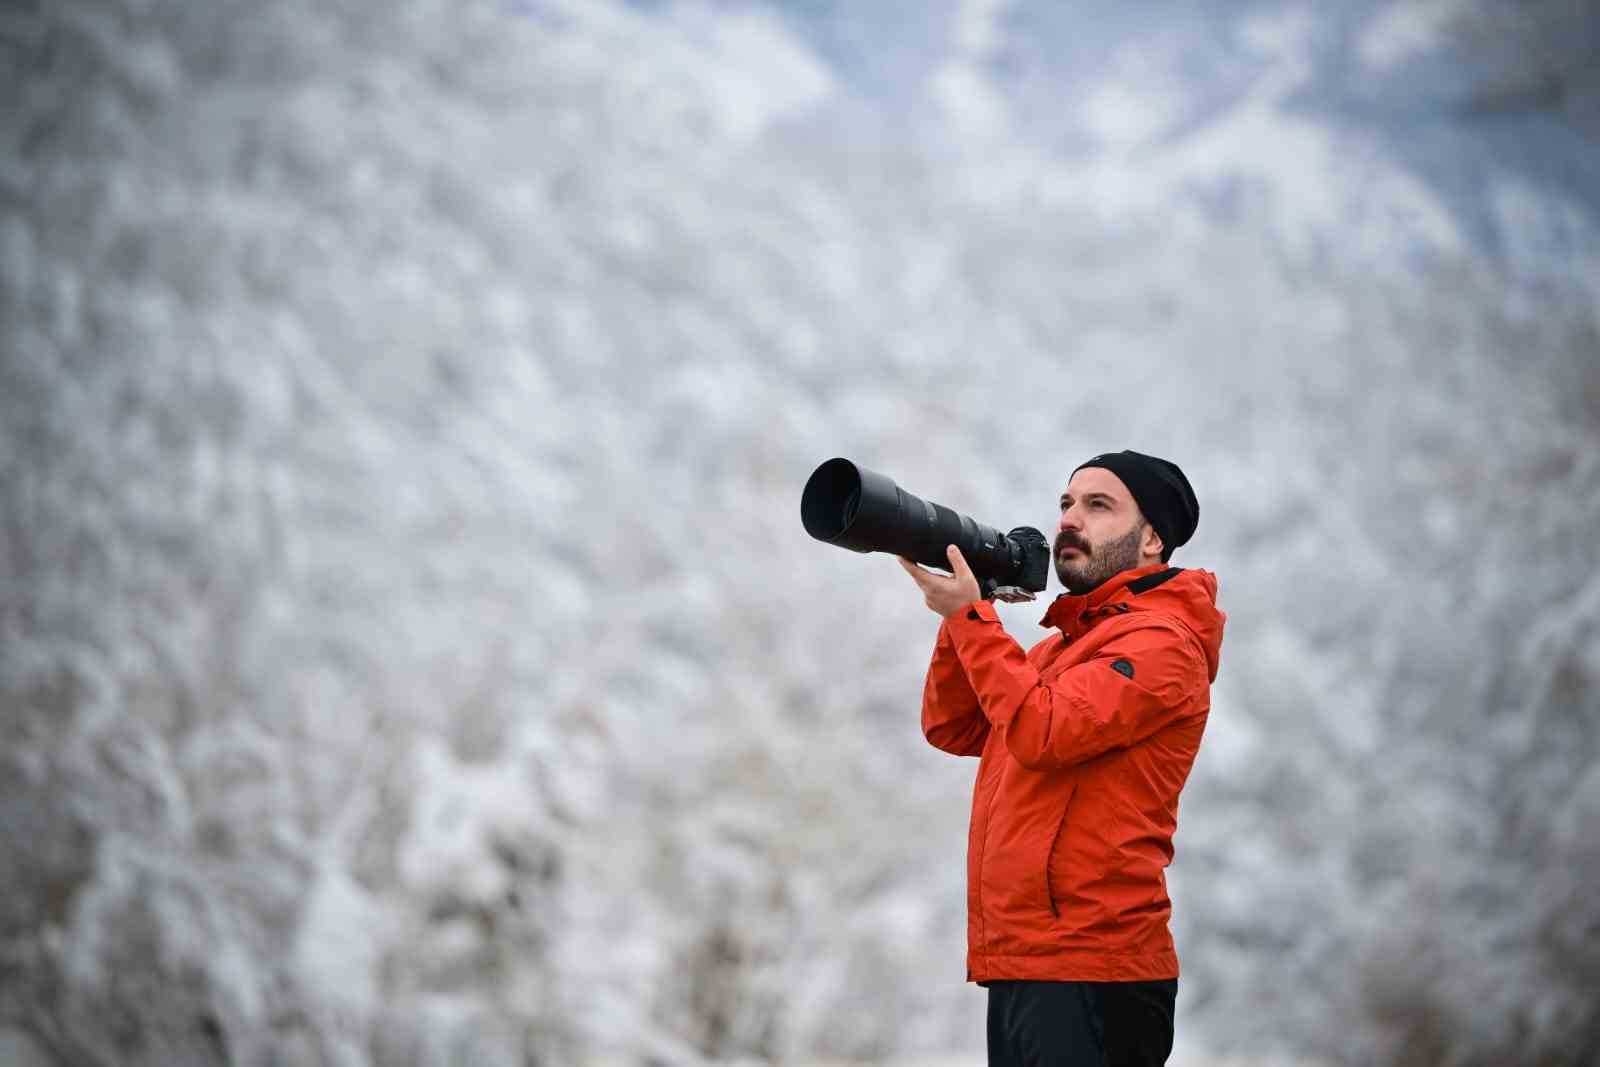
[986,978,1177,1067]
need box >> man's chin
[1055,565,1095,595]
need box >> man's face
[1055,467,1154,595]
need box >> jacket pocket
[1042,783,1077,919]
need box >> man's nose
[1058,507,1082,533]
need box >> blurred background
[3,1,1598,1065]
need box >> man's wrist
[948,600,999,624]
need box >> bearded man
[898,450,1225,1067]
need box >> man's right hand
[898,545,984,618]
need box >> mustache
[1054,532,1090,555]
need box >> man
[898,450,1224,1067]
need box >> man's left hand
[898,545,983,618]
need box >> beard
[1054,521,1147,595]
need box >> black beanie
[1072,450,1199,563]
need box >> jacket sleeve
[943,601,1206,771]
[920,616,991,757]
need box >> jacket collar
[1040,562,1178,638]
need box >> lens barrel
[801,458,1049,593]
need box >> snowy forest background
[3,0,1599,1065]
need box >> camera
[801,458,1050,598]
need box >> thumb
[946,544,973,577]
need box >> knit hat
[1072,450,1199,563]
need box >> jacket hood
[1040,564,1225,681]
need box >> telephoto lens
[801,458,1050,596]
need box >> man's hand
[898,545,984,618]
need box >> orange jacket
[920,563,1225,984]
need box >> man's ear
[1141,521,1164,561]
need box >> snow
[930,0,1015,140]
[4,0,1598,1064]
[1358,0,1466,71]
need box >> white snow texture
[2,1,1598,1065]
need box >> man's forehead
[1063,467,1132,500]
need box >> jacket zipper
[976,740,1003,954]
